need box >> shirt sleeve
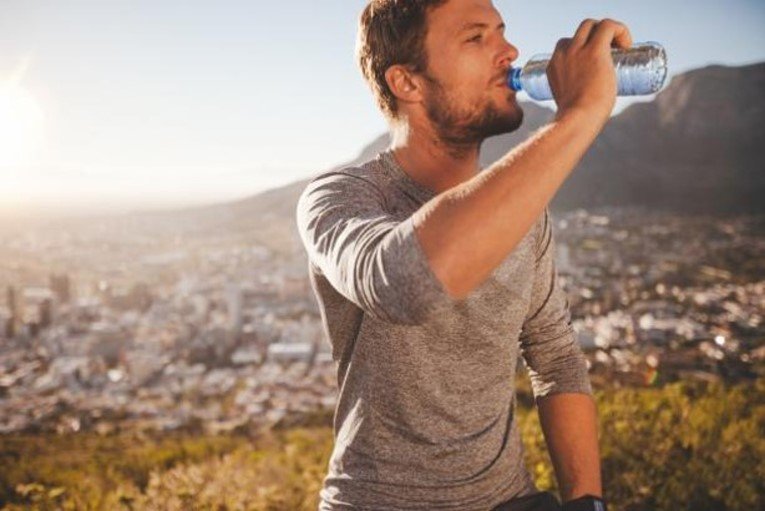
[295,168,459,326]
[519,207,594,402]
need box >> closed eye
[466,34,482,43]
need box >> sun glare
[0,83,45,168]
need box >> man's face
[417,0,523,146]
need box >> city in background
[1,199,763,435]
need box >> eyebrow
[457,21,505,34]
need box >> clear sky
[1,0,764,216]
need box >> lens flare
[0,83,45,168]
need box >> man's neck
[389,120,481,196]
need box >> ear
[384,64,424,108]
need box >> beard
[421,73,524,156]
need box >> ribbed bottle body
[508,41,668,101]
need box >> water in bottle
[507,41,668,101]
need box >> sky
[1,0,764,217]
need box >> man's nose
[497,39,519,68]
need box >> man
[296,0,631,509]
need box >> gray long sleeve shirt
[295,148,594,510]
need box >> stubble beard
[421,73,524,159]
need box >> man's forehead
[428,1,504,36]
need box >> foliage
[519,376,765,511]
[1,377,762,511]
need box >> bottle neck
[508,67,523,92]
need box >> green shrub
[1,377,762,511]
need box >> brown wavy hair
[355,0,449,121]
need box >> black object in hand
[561,494,608,511]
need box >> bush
[1,377,762,510]
[520,377,765,510]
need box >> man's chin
[484,107,523,138]
[508,99,524,127]
[508,100,523,123]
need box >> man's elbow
[437,271,472,301]
[428,252,479,301]
[359,275,457,326]
[355,281,438,326]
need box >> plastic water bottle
[507,41,668,101]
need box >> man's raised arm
[413,19,633,298]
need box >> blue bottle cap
[508,67,523,91]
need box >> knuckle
[555,37,569,48]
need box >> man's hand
[547,18,634,128]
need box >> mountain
[120,61,763,254]
[320,62,765,215]
[550,62,765,213]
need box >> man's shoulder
[298,154,390,199]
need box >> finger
[572,18,598,47]
[554,37,573,53]
[588,18,633,50]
